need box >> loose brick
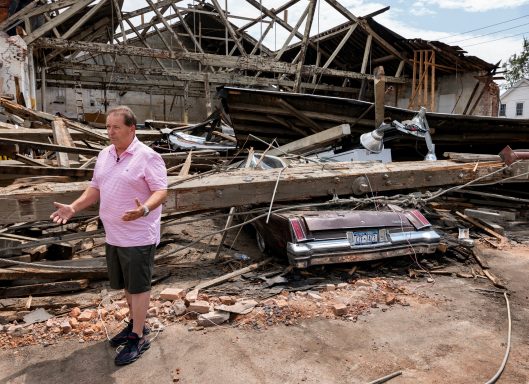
[219,296,236,305]
[385,293,397,305]
[114,308,129,321]
[60,320,72,334]
[160,288,186,301]
[69,307,81,318]
[77,310,94,322]
[187,300,210,314]
[332,303,348,316]
[69,317,79,328]
[325,284,336,291]
[147,307,160,318]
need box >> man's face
[106,113,134,149]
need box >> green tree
[502,37,529,88]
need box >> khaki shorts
[105,243,156,294]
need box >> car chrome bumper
[286,230,440,268]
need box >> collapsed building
[1,0,500,125]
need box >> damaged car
[254,207,440,268]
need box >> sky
[124,0,529,70]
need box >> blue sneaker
[109,321,151,347]
[114,332,151,366]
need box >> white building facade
[500,78,529,119]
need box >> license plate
[347,230,379,246]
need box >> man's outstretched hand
[122,198,145,221]
[50,202,75,225]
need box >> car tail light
[289,218,307,241]
[406,210,431,229]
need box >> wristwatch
[142,205,150,217]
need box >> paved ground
[1,245,528,384]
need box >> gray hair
[107,105,137,127]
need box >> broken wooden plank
[0,127,160,143]
[483,269,506,289]
[178,151,193,177]
[185,258,271,302]
[268,124,351,156]
[1,159,529,225]
[0,279,89,299]
[443,152,501,163]
[455,211,507,244]
[51,119,76,167]
[14,154,53,168]
[0,137,100,156]
[0,164,93,178]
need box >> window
[499,103,506,116]
[516,102,524,116]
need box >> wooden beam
[275,4,309,61]
[34,38,408,84]
[360,34,373,74]
[23,0,95,44]
[268,124,351,156]
[210,0,246,56]
[61,0,108,40]
[1,160,527,225]
[0,279,89,299]
[0,164,93,178]
[238,0,300,31]
[52,119,76,167]
[276,99,320,134]
[14,154,53,167]
[324,0,407,63]
[0,137,100,156]
[46,61,362,94]
[145,0,187,52]
[293,0,317,93]
[0,127,159,143]
[374,66,385,127]
[321,23,358,70]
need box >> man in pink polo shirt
[50,106,167,366]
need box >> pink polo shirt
[90,137,167,247]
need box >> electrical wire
[445,21,529,45]
[484,292,511,384]
[440,13,529,40]
[464,30,529,48]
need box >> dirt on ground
[0,216,528,383]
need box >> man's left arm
[122,190,167,221]
[123,152,168,222]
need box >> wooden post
[204,73,212,116]
[293,0,316,93]
[40,67,46,112]
[374,66,385,128]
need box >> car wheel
[256,230,267,254]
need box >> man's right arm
[50,186,100,224]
